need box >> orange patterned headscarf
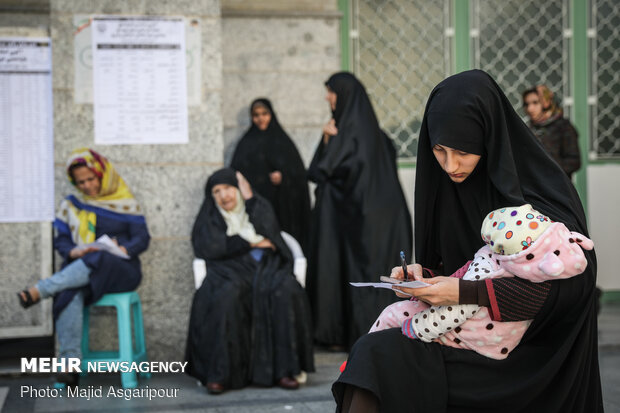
[58,148,141,244]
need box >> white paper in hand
[76,234,130,259]
[349,280,430,296]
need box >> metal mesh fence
[471,0,571,120]
[351,0,619,160]
[351,0,452,160]
[591,0,620,158]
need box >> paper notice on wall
[75,16,201,106]
[0,37,55,222]
[184,17,202,106]
[73,15,94,103]
[91,16,188,145]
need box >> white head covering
[216,189,264,244]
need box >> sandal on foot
[17,289,39,309]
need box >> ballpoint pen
[400,251,408,281]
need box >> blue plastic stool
[80,292,149,388]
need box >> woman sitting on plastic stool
[17,148,150,386]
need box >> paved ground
[1,303,619,413]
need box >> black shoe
[17,290,40,309]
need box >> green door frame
[339,0,350,72]
[453,0,470,73]
[571,0,589,212]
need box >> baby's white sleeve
[411,304,481,342]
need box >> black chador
[231,99,311,252]
[185,168,314,389]
[307,72,413,349]
[333,70,602,413]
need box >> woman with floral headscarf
[17,148,150,385]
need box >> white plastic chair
[192,231,307,289]
[279,231,307,288]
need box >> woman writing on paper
[332,70,602,412]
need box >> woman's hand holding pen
[390,264,460,305]
[390,263,424,281]
[390,264,423,298]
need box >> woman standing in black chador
[186,168,314,395]
[332,70,602,412]
[307,72,413,350]
[230,98,311,252]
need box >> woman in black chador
[332,70,602,412]
[186,168,314,395]
[230,98,311,252]
[307,72,413,349]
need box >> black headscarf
[205,167,238,195]
[415,70,588,273]
[414,70,601,411]
[325,72,371,127]
[315,72,402,211]
[230,98,311,251]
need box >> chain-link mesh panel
[591,0,620,158]
[351,0,451,160]
[472,0,570,118]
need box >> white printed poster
[0,37,55,222]
[92,16,188,145]
[74,16,201,106]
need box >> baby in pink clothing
[369,204,594,360]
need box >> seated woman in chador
[185,168,314,395]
